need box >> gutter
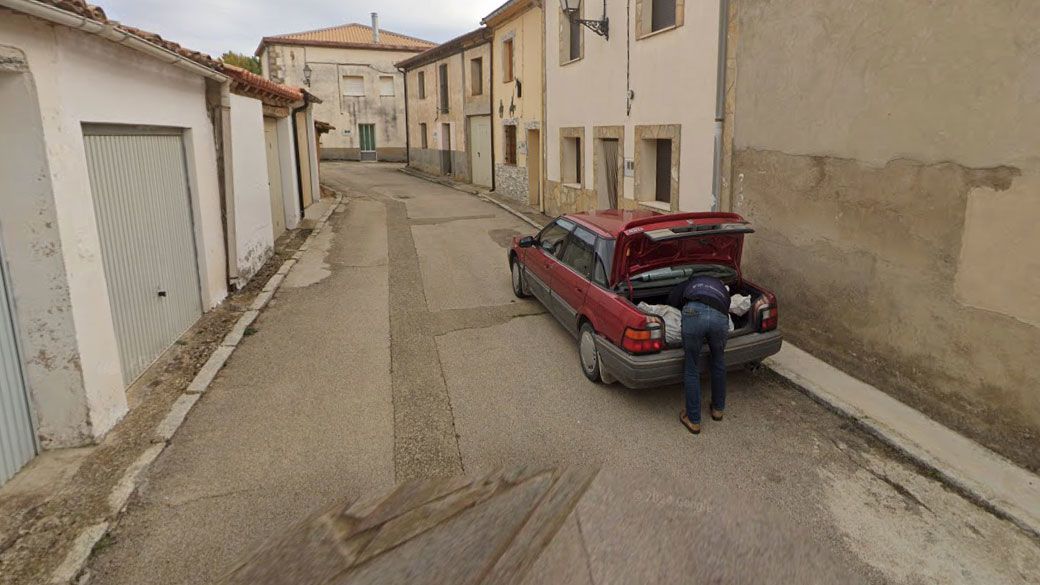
[399,65,410,166]
[711,0,729,211]
[0,0,227,82]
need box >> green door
[359,124,376,161]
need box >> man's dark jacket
[667,275,729,315]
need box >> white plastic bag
[637,302,682,346]
[730,294,752,317]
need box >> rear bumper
[595,330,783,389]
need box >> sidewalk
[399,164,1040,543]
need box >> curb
[50,196,345,585]
[399,164,1040,540]
[766,344,1040,541]
[399,167,545,230]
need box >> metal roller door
[83,127,203,385]
[0,242,35,486]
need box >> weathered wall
[404,41,492,183]
[730,0,1040,468]
[490,5,544,203]
[545,0,720,213]
[263,44,419,159]
[230,94,275,284]
[0,13,229,445]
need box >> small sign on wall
[624,158,635,177]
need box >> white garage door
[83,127,203,385]
[0,242,35,486]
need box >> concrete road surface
[88,163,1040,585]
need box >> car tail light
[754,293,779,332]
[622,316,664,354]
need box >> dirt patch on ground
[0,228,311,585]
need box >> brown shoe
[710,405,724,422]
[680,412,701,434]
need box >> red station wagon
[509,210,782,388]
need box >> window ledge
[560,56,584,67]
[636,24,680,41]
[638,200,671,212]
[562,182,583,189]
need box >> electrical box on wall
[624,158,635,177]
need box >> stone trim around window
[634,124,681,212]
[635,0,685,40]
[558,4,585,66]
[559,126,586,188]
[593,126,626,203]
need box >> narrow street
[87,163,1040,584]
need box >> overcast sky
[98,0,505,57]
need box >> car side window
[592,237,615,287]
[537,218,575,258]
[560,226,596,277]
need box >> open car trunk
[628,280,766,347]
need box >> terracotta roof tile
[257,23,436,55]
[29,0,224,71]
[224,65,303,104]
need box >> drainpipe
[489,39,496,192]
[711,0,729,211]
[207,80,240,288]
[290,97,309,221]
[399,66,411,166]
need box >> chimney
[371,12,380,43]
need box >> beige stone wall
[728,0,1040,468]
[262,44,417,158]
[491,4,544,203]
[403,41,492,182]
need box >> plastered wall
[264,44,418,160]
[230,94,275,284]
[729,0,1040,469]
[0,14,228,445]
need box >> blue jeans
[681,302,728,424]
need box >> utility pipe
[711,0,730,211]
[0,0,227,82]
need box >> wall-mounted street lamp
[560,0,609,40]
[303,63,313,86]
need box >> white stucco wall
[230,93,275,284]
[0,13,228,442]
[545,0,721,211]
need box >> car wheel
[511,260,530,298]
[579,323,603,383]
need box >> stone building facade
[483,0,544,206]
[399,29,493,184]
[256,17,434,162]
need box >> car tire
[579,323,603,383]
[511,259,530,298]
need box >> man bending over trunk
[668,275,729,435]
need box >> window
[562,136,583,185]
[560,227,597,277]
[343,75,365,97]
[503,125,517,165]
[438,63,449,113]
[470,58,484,96]
[537,218,575,257]
[638,0,684,38]
[418,71,426,99]
[379,76,395,96]
[502,39,514,82]
[592,238,616,286]
[651,0,677,32]
[420,123,428,149]
[562,2,583,63]
[654,139,672,203]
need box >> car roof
[567,209,747,238]
[567,209,659,238]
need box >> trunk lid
[612,212,753,285]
